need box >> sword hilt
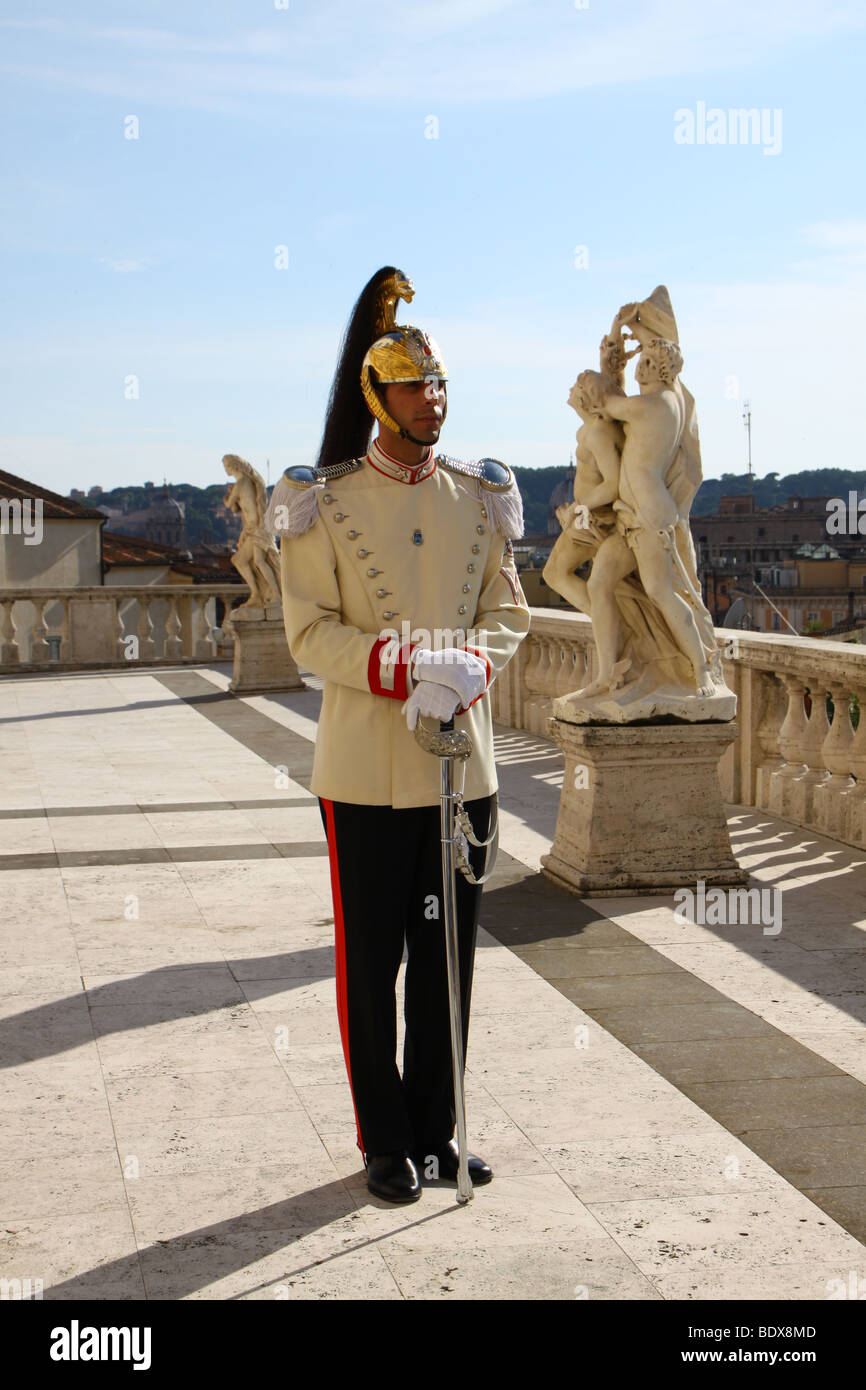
[413,713,472,760]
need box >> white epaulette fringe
[482,481,524,541]
[264,475,322,538]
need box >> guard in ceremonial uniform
[266,267,530,1202]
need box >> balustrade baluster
[768,673,810,819]
[0,599,19,665]
[29,599,51,663]
[813,683,855,840]
[792,680,831,827]
[164,594,183,660]
[136,595,156,660]
[753,670,786,811]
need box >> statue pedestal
[227,606,304,696]
[541,719,747,895]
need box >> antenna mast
[743,399,754,627]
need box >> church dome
[547,465,576,534]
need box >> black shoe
[414,1139,493,1186]
[364,1149,421,1203]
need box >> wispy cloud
[2,2,864,112]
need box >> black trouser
[318,794,493,1159]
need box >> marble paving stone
[799,1187,866,1245]
[75,942,229,973]
[1,995,97,1068]
[752,995,866,1033]
[493,1074,719,1145]
[0,935,79,970]
[363,1174,608,1250]
[227,944,335,981]
[69,923,216,956]
[141,809,273,848]
[586,1190,861,1274]
[589,1001,779,1046]
[0,965,87,1002]
[140,1230,402,1301]
[514,943,685,978]
[469,1040,652,1093]
[0,1154,129,1223]
[0,1102,118,1164]
[651,1258,866,1301]
[0,818,56,854]
[678,1074,866,1132]
[379,1240,660,1301]
[88,1002,273,1076]
[0,985,87,1020]
[0,1204,141,1295]
[103,1063,303,1123]
[540,1132,796,1203]
[239,1261,404,1300]
[274,1042,349,1087]
[660,939,862,986]
[630,1035,840,1086]
[0,1068,107,1114]
[554,972,725,1010]
[793,1028,866,1083]
[739,1124,866,1188]
[125,1166,353,1245]
[47,813,166,852]
[464,1004,599,1054]
[253,1006,341,1051]
[110,1110,324,1180]
[81,964,248,1009]
[289,1083,361,1137]
[239,976,338,1013]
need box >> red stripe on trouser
[321,798,365,1154]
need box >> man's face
[635,353,661,386]
[382,378,447,442]
[568,379,590,419]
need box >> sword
[413,714,474,1204]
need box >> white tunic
[275,437,531,808]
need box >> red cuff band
[367,637,417,700]
[455,644,492,713]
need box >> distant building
[0,467,230,589]
[547,465,576,536]
[1,467,106,587]
[692,494,866,629]
[99,485,187,549]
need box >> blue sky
[1,0,864,496]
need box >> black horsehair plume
[314,266,408,473]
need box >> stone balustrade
[489,607,866,852]
[0,585,248,672]
[5,590,865,853]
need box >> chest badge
[412,529,423,545]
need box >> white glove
[402,681,461,732]
[411,647,488,708]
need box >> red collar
[367,437,437,485]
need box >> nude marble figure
[543,287,735,723]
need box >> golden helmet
[360,272,448,436]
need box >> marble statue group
[543,286,735,724]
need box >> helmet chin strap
[399,426,438,447]
[397,403,446,448]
